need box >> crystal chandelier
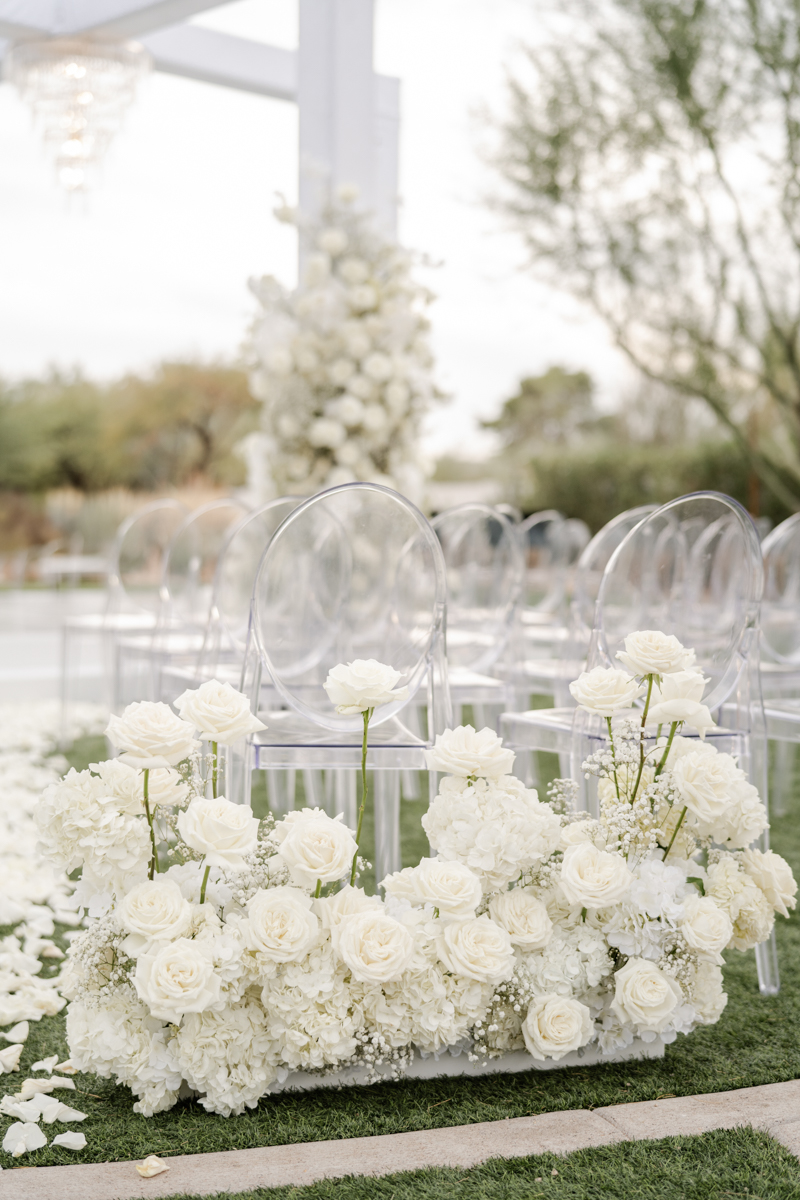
[4,37,152,192]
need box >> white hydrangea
[422,775,561,891]
[261,940,361,1072]
[707,855,775,951]
[520,923,613,998]
[173,1000,281,1115]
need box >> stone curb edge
[3,1079,800,1200]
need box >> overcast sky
[0,0,631,457]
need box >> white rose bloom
[244,886,319,963]
[323,659,409,714]
[315,885,382,935]
[489,889,553,950]
[174,681,265,745]
[616,630,696,676]
[382,858,482,919]
[718,778,768,849]
[147,767,191,808]
[647,670,715,737]
[559,818,599,851]
[522,993,593,1061]
[436,915,515,985]
[559,843,632,909]
[424,725,516,779]
[134,938,221,1021]
[568,667,644,717]
[336,910,414,983]
[177,796,259,869]
[739,849,798,918]
[707,855,774,949]
[274,808,357,888]
[106,702,199,769]
[610,957,683,1032]
[308,417,347,450]
[680,894,733,963]
[670,746,740,832]
[90,758,144,814]
[118,879,192,950]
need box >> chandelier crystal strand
[4,38,152,192]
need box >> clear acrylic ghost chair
[431,504,524,730]
[504,491,779,995]
[60,498,188,734]
[495,502,523,524]
[230,482,451,883]
[115,498,249,707]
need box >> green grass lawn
[2,738,799,1174]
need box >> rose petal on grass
[2,1121,47,1156]
[51,1132,86,1150]
[31,1055,59,1074]
[0,1043,23,1072]
[136,1154,170,1177]
[2,1023,29,1043]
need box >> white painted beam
[0,1,234,40]
[141,24,297,101]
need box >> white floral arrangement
[28,639,796,1119]
[245,193,441,505]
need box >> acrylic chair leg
[374,771,401,884]
[302,769,324,808]
[755,929,780,996]
[266,770,296,817]
[330,769,358,829]
[771,739,793,819]
[401,769,420,800]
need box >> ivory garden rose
[610,958,682,1032]
[177,797,259,870]
[647,669,715,737]
[382,858,482,919]
[559,843,632,909]
[424,725,515,779]
[679,895,733,962]
[134,939,221,1022]
[274,808,357,889]
[522,994,593,1061]
[106,702,198,770]
[323,659,409,714]
[174,681,265,745]
[119,879,192,951]
[488,889,553,950]
[616,630,695,677]
[335,910,414,983]
[243,887,319,963]
[436,916,515,985]
[568,667,643,717]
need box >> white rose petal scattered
[323,659,409,714]
[174,681,266,745]
[30,1054,59,1073]
[0,1043,23,1072]
[2,1023,29,1043]
[2,1121,47,1157]
[52,1131,87,1150]
[136,1155,170,1177]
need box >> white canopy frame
[0,0,400,235]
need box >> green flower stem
[350,707,373,887]
[630,674,654,804]
[315,879,322,899]
[655,721,680,778]
[606,716,621,800]
[143,768,159,879]
[663,805,688,861]
[199,864,211,905]
[211,740,218,799]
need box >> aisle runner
[0,703,106,1026]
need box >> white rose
[336,910,414,983]
[146,767,190,808]
[610,957,683,1032]
[680,894,733,962]
[559,819,598,851]
[706,855,774,950]
[315,885,382,936]
[522,993,593,1061]
[134,938,221,1021]
[568,667,644,717]
[739,849,798,918]
[382,858,482,919]
[424,725,515,779]
[323,659,409,714]
[177,796,259,869]
[489,889,553,950]
[274,808,357,888]
[671,747,738,830]
[244,886,319,963]
[559,843,632,908]
[436,915,515,985]
[616,630,695,677]
[174,681,265,745]
[106,701,199,769]
[118,879,192,950]
[647,670,715,737]
[718,778,768,849]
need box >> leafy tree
[482,366,608,455]
[492,0,800,509]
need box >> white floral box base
[268,1039,664,1094]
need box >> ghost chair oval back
[115,498,250,709]
[60,497,189,738]
[236,482,450,883]
[431,503,523,730]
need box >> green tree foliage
[492,0,800,510]
[0,362,259,494]
[481,367,614,460]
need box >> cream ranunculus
[522,993,593,1061]
[323,659,409,714]
[436,915,515,985]
[134,938,221,1021]
[568,668,644,717]
[106,702,199,769]
[382,858,482,919]
[616,630,695,677]
[274,809,357,888]
[739,849,798,918]
[424,725,515,779]
[489,889,553,950]
[118,879,192,951]
[671,747,738,831]
[559,843,632,909]
[177,796,260,869]
[610,957,683,1032]
[244,886,319,963]
[679,895,733,963]
[174,680,265,745]
[335,910,414,983]
[647,670,715,738]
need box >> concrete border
[3,1080,800,1199]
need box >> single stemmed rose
[323,659,408,886]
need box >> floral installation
[23,634,797,1122]
[245,192,442,505]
